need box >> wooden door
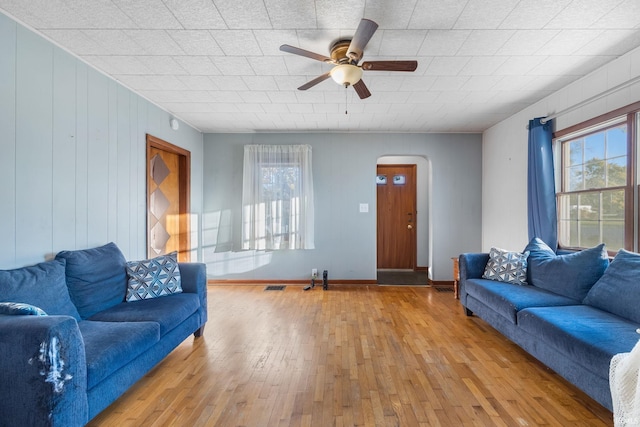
[147,135,190,262]
[377,164,416,269]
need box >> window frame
[554,101,640,254]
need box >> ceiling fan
[280,19,418,99]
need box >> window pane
[585,133,605,160]
[607,157,627,187]
[557,189,625,249]
[568,139,583,167]
[568,165,583,191]
[607,126,627,158]
[583,159,606,189]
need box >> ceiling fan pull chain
[345,85,348,115]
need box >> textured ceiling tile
[210,30,262,55]
[378,30,427,56]
[136,56,188,75]
[84,55,152,75]
[459,57,507,76]
[457,30,514,56]
[431,76,470,91]
[591,0,640,29]
[461,75,504,91]
[454,0,519,30]
[163,0,227,29]
[261,103,289,113]
[418,30,470,56]
[210,75,250,91]
[211,56,255,75]
[83,30,145,55]
[174,56,222,75]
[214,0,272,29]
[168,30,224,55]
[575,30,640,56]
[364,0,417,29]
[239,91,271,103]
[206,90,243,103]
[496,30,559,56]
[423,57,470,76]
[408,0,466,29]
[499,0,572,29]
[494,56,548,75]
[64,0,137,28]
[247,56,289,76]
[254,29,299,55]
[2,0,89,28]
[266,91,298,103]
[242,76,279,91]
[314,0,365,29]
[41,29,103,55]
[398,75,436,91]
[115,74,163,90]
[124,30,185,55]
[233,103,265,113]
[177,75,219,90]
[264,0,316,29]
[112,0,182,29]
[545,0,619,29]
[536,30,602,56]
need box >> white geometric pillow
[125,252,182,301]
[482,247,530,285]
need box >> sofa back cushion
[55,242,127,319]
[583,249,640,323]
[0,259,81,320]
[524,237,609,301]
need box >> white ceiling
[2,0,640,133]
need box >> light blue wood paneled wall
[0,13,204,269]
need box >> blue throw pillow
[0,259,80,320]
[0,302,47,316]
[524,237,609,301]
[55,242,127,319]
[584,249,640,324]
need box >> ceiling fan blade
[352,79,371,99]
[361,61,418,72]
[280,44,333,63]
[347,19,379,62]
[298,72,332,91]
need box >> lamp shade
[330,64,363,86]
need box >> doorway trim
[146,134,191,262]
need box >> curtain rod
[540,74,640,124]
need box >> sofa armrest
[458,253,489,309]
[179,262,208,332]
[0,315,88,427]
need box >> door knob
[407,224,413,229]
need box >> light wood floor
[88,285,613,426]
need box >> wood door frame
[146,134,191,262]
[376,163,417,270]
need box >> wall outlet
[311,268,317,277]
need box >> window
[241,145,315,250]
[556,103,640,252]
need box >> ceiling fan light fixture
[330,64,362,87]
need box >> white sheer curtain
[242,145,315,250]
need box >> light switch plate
[359,203,369,213]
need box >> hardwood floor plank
[87,285,614,426]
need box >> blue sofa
[0,243,207,426]
[459,238,640,412]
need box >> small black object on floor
[434,286,454,293]
[265,285,286,291]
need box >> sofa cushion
[125,252,182,301]
[0,259,81,320]
[517,305,639,382]
[482,247,529,285]
[524,237,609,301]
[0,302,47,316]
[464,277,578,324]
[88,293,200,336]
[583,249,640,324]
[79,320,160,389]
[55,243,127,319]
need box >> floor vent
[434,286,454,293]
[265,285,286,291]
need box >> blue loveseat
[460,238,640,412]
[0,243,207,426]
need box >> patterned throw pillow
[482,247,530,285]
[125,252,182,302]
[0,302,47,316]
